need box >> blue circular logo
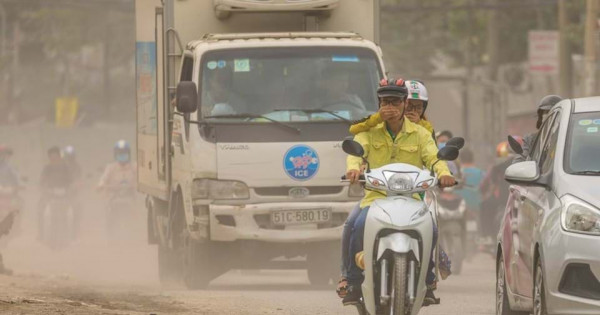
[283,145,320,181]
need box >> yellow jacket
[347,119,451,208]
[349,112,435,136]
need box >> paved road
[0,192,498,314]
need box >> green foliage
[380,0,585,76]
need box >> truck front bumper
[209,201,355,242]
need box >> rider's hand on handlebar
[346,169,361,184]
[439,175,457,188]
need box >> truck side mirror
[176,81,198,114]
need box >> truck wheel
[182,235,226,290]
[158,244,181,285]
[306,242,338,286]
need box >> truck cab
[136,0,384,288]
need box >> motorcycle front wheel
[388,253,409,315]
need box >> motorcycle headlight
[192,179,250,200]
[387,173,414,192]
[561,195,600,235]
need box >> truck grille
[253,186,344,197]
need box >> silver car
[497,97,600,315]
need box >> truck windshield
[199,46,382,122]
[565,111,600,175]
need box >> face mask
[438,142,446,150]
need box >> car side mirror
[446,137,465,150]
[176,81,198,114]
[505,161,540,184]
[342,139,365,157]
[437,145,459,161]
[507,135,524,155]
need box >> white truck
[135,0,385,288]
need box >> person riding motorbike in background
[436,130,461,176]
[38,146,72,241]
[479,138,522,245]
[342,78,455,306]
[339,79,437,297]
[97,140,136,193]
[63,145,83,239]
[0,146,19,275]
[513,95,562,163]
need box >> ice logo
[283,145,320,181]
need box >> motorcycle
[435,188,466,275]
[341,137,463,315]
[0,185,20,241]
[105,180,136,241]
[41,187,75,250]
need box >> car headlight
[192,179,250,200]
[348,183,365,197]
[561,195,600,235]
[387,173,414,192]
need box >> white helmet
[405,80,429,116]
[406,80,428,101]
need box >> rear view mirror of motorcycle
[342,139,364,157]
[446,137,465,150]
[342,139,371,173]
[437,145,459,161]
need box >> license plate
[271,209,331,226]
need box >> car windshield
[199,46,382,122]
[565,111,600,175]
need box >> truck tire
[306,242,338,286]
[182,235,226,290]
[158,244,181,285]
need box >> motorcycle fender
[376,232,420,262]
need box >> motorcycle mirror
[507,135,524,155]
[342,139,365,158]
[445,137,465,150]
[437,145,459,161]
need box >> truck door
[135,0,169,198]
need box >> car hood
[558,174,600,208]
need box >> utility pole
[559,0,572,97]
[487,0,502,144]
[583,0,598,96]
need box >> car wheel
[497,255,528,315]
[533,259,548,315]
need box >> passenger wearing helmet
[98,140,137,192]
[513,95,563,163]
[341,78,455,305]
[349,79,435,139]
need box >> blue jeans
[346,206,439,287]
[341,203,362,278]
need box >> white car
[497,97,600,315]
[214,0,338,18]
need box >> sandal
[336,277,348,298]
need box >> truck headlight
[387,173,414,192]
[561,195,600,235]
[192,179,250,200]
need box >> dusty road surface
[0,191,497,314]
